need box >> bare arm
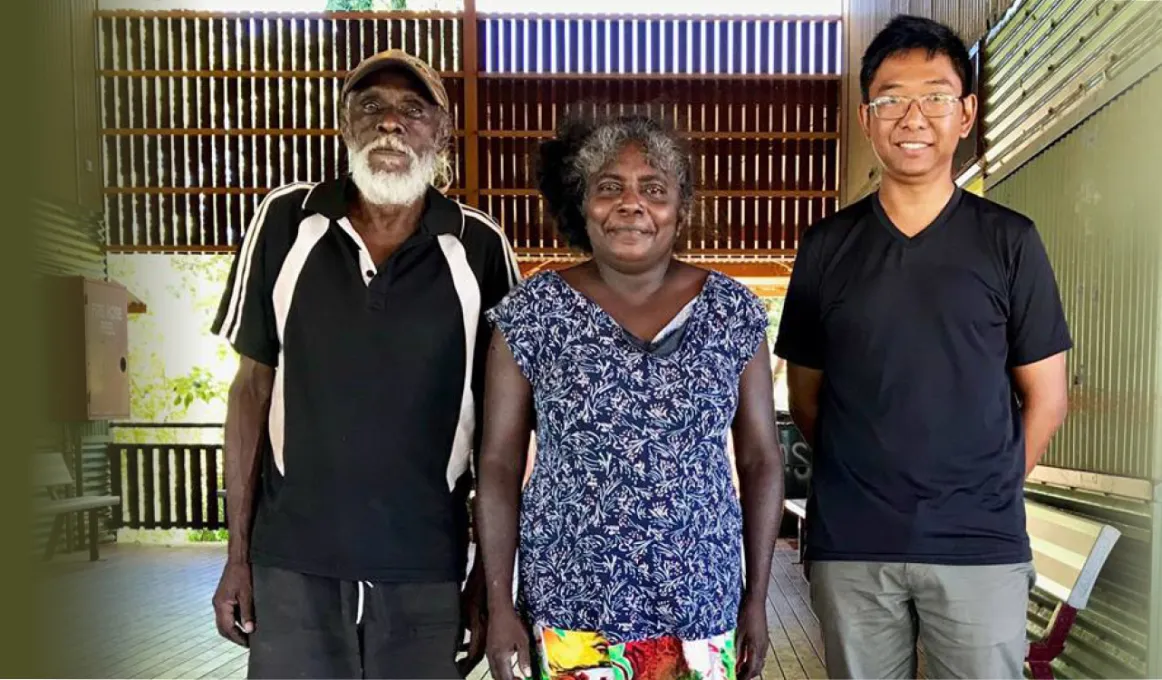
[786,362,823,450]
[1011,352,1069,476]
[213,356,273,646]
[224,357,274,564]
[734,341,784,606]
[732,341,783,680]
[477,329,534,679]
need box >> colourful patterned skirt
[533,623,737,680]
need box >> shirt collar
[302,175,463,237]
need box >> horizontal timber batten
[103,187,834,199]
[102,128,466,138]
[516,247,796,258]
[95,9,464,19]
[518,259,794,281]
[483,189,835,198]
[105,244,797,262]
[99,70,464,79]
[98,71,838,82]
[482,130,839,140]
[477,73,842,81]
[95,9,839,21]
[1027,465,1154,503]
[478,12,841,21]
[102,129,838,141]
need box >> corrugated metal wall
[987,47,1161,485]
[37,0,102,211]
[989,65,1161,680]
[34,0,105,280]
[34,0,115,557]
[982,0,1162,188]
[840,0,1014,204]
[34,200,107,281]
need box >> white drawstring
[356,581,374,625]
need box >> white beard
[348,138,437,206]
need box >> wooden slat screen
[99,12,465,249]
[97,10,840,255]
[108,443,224,530]
[477,76,839,252]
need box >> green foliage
[187,528,230,543]
[325,0,408,10]
[108,254,236,445]
[326,0,376,9]
[169,366,227,411]
[763,296,785,346]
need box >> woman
[476,114,784,680]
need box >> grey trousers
[809,560,1035,679]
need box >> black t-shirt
[775,187,1072,564]
[211,177,520,582]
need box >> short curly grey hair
[538,113,694,252]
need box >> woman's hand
[735,595,769,679]
[486,606,534,680]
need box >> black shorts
[248,564,462,679]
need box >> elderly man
[209,49,520,679]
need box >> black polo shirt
[211,176,520,582]
[775,188,1072,565]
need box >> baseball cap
[341,49,449,111]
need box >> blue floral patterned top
[485,269,769,644]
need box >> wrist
[741,586,765,608]
[226,539,250,565]
[487,592,516,614]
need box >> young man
[775,15,1071,680]
[208,49,520,678]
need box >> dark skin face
[555,142,704,343]
[859,49,977,186]
[340,69,449,265]
[583,143,683,273]
[340,69,445,175]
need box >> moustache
[362,137,418,160]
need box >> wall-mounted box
[44,277,130,421]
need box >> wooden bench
[1024,499,1121,680]
[783,498,807,564]
[34,452,121,561]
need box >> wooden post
[462,0,481,208]
[108,444,123,529]
[69,425,81,551]
[88,511,100,561]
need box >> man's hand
[486,606,533,680]
[456,562,488,676]
[212,560,254,647]
[735,595,769,680]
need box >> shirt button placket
[361,250,376,285]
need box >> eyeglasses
[867,93,962,120]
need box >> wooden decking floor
[42,540,826,679]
